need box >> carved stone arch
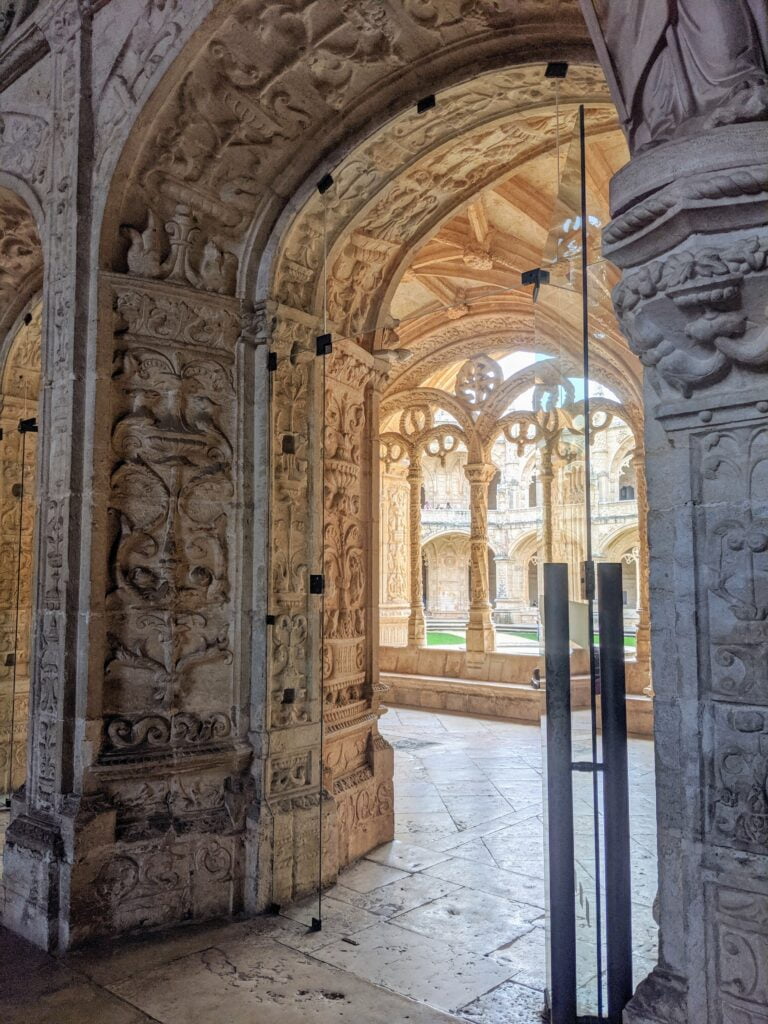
[103,3,600,290]
[601,523,640,564]
[381,387,479,455]
[0,295,42,800]
[508,527,539,566]
[258,63,613,322]
[608,431,638,489]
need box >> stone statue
[581,0,768,151]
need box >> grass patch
[427,631,465,646]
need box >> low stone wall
[379,646,654,737]
[379,644,590,684]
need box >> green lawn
[427,631,465,646]
[426,628,637,648]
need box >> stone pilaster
[322,341,394,867]
[632,446,653,695]
[464,462,496,655]
[605,122,768,1024]
[406,461,427,647]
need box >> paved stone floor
[0,708,657,1023]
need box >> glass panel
[537,109,608,1018]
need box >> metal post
[598,562,633,1022]
[544,562,576,1023]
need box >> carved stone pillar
[603,121,768,1024]
[464,462,496,655]
[406,461,426,647]
[322,341,394,867]
[258,305,332,911]
[379,461,409,646]
[632,446,653,695]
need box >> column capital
[406,459,423,482]
[604,125,768,404]
[463,462,496,485]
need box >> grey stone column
[632,445,653,695]
[605,125,768,1024]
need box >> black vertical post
[544,563,576,1024]
[598,562,633,1022]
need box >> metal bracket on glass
[521,267,550,302]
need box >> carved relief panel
[696,425,768,856]
[105,275,240,756]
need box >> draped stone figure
[581,0,768,151]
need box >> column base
[623,967,688,1024]
[249,791,337,913]
[334,735,394,868]
[407,609,427,647]
[466,609,495,655]
[1,814,64,951]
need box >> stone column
[464,463,496,654]
[379,461,410,646]
[632,445,653,696]
[406,460,426,647]
[602,117,768,1024]
[539,442,554,564]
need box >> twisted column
[406,460,426,647]
[539,440,555,564]
[464,462,496,654]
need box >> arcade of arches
[1,4,768,1024]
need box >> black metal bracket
[521,267,550,302]
[18,417,37,434]
[317,173,334,194]
[545,61,569,79]
[316,333,332,357]
[267,351,277,372]
[310,917,322,932]
[572,761,604,773]
[416,94,435,114]
[309,574,324,595]
[266,614,276,626]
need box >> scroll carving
[613,235,768,395]
[105,276,239,754]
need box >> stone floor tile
[311,920,514,1014]
[458,980,546,1023]
[396,793,449,813]
[393,888,540,956]
[395,811,460,844]
[440,795,514,830]
[331,873,463,918]
[365,838,450,872]
[336,859,410,893]
[425,856,545,910]
[110,939,463,1023]
[444,837,498,866]
[432,780,501,797]
[6,981,158,1024]
[62,917,263,986]
[275,895,380,952]
[427,810,522,852]
[490,925,547,988]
